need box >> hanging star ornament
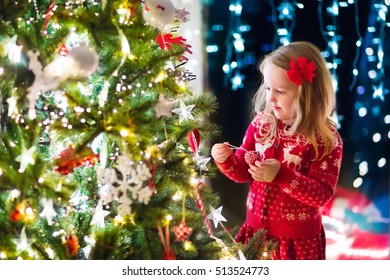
[172,99,194,123]
[39,198,57,226]
[195,155,211,171]
[16,227,31,252]
[90,199,110,227]
[176,7,190,21]
[154,94,175,118]
[6,96,18,117]
[207,206,227,228]
[15,146,36,173]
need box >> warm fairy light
[166,215,173,222]
[120,129,129,137]
[25,207,34,220]
[38,177,44,184]
[172,191,183,201]
[117,7,131,24]
[9,189,21,200]
[0,67,4,75]
[0,168,2,176]
[262,251,268,258]
[114,215,124,225]
[178,80,186,89]
[154,72,166,83]
[0,252,6,259]
[74,106,85,113]
[184,241,195,251]
[190,177,199,186]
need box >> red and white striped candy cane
[195,182,213,236]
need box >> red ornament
[187,129,200,153]
[54,145,99,175]
[244,151,261,165]
[9,204,25,222]
[173,220,193,242]
[65,233,79,257]
[163,247,176,260]
[9,209,22,222]
[157,222,176,260]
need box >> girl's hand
[211,142,233,163]
[248,159,281,182]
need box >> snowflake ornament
[97,154,153,216]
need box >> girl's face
[263,62,299,123]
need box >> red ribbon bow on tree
[156,33,192,61]
[286,57,317,86]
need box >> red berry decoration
[244,151,261,165]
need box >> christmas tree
[0,0,255,260]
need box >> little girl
[211,41,343,260]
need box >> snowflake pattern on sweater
[215,113,343,259]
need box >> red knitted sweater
[215,113,343,239]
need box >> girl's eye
[265,87,270,91]
[277,90,283,94]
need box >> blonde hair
[252,41,338,159]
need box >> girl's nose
[269,90,277,102]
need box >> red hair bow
[286,57,317,86]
